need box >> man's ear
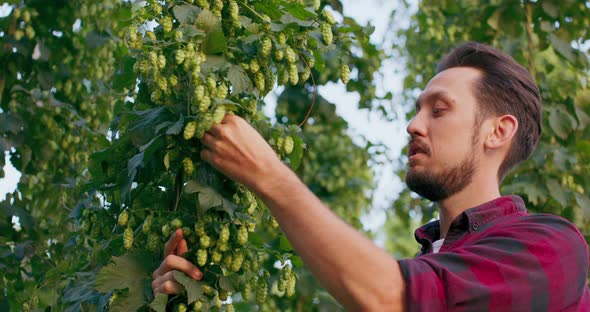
[484,114,518,150]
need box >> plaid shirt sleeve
[398,214,590,311]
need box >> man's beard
[406,152,476,202]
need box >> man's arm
[200,115,406,311]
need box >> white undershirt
[432,238,445,254]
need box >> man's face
[405,67,483,202]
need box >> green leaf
[172,271,203,304]
[195,9,219,33]
[173,4,201,24]
[281,2,315,20]
[287,134,305,170]
[279,235,293,251]
[575,193,590,218]
[148,293,168,312]
[185,180,223,211]
[112,56,136,91]
[546,179,568,206]
[542,1,559,18]
[228,65,253,95]
[312,49,325,72]
[253,2,282,20]
[548,108,574,140]
[202,26,227,54]
[178,25,206,38]
[96,255,149,311]
[218,276,236,292]
[487,7,502,30]
[549,33,576,63]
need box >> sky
[0,1,415,233]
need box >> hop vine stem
[297,53,317,127]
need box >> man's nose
[406,112,427,138]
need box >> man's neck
[436,175,501,238]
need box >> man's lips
[408,140,429,158]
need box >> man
[151,42,590,311]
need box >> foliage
[388,0,590,254]
[0,1,127,309]
[0,0,387,311]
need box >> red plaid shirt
[398,195,590,311]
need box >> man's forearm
[254,163,406,311]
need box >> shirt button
[472,223,479,231]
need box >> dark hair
[437,42,542,181]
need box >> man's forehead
[426,67,482,89]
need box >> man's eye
[432,107,444,114]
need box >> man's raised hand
[151,229,203,297]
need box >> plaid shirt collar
[414,195,527,254]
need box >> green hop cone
[197,249,207,266]
[242,281,252,300]
[183,121,197,140]
[171,218,183,229]
[158,54,166,69]
[147,233,159,251]
[212,249,222,263]
[249,58,260,73]
[169,75,178,87]
[285,46,296,64]
[283,136,294,154]
[260,37,272,57]
[176,303,187,312]
[212,106,226,124]
[123,227,133,250]
[219,224,230,243]
[142,215,153,234]
[199,96,211,113]
[175,49,185,64]
[231,250,244,272]
[288,64,299,85]
[339,64,350,84]
[117,211,129,227]
[256,280,268,304]
[183,157,194,176]
[192,300,203,311]
[162,224,171,237]
[274,49,284,61]
[161,16,173,32]
[237,226,248,245]
[277,32,287,45]
[321,23,333,45]
[255,72,265,91]
[194,85,205,101]
[195,222,205,236]
[321,10,337,25]
[223,253,233,268]
[229,0,239,19]
[217,83,229,98]
[200,235,211,248]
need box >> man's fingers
[152,254,203,281]
[200,132,217,151]
[151,270,177,293]
[164,229,183,257]
[176,237,188,256]
[153,280,183,296]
